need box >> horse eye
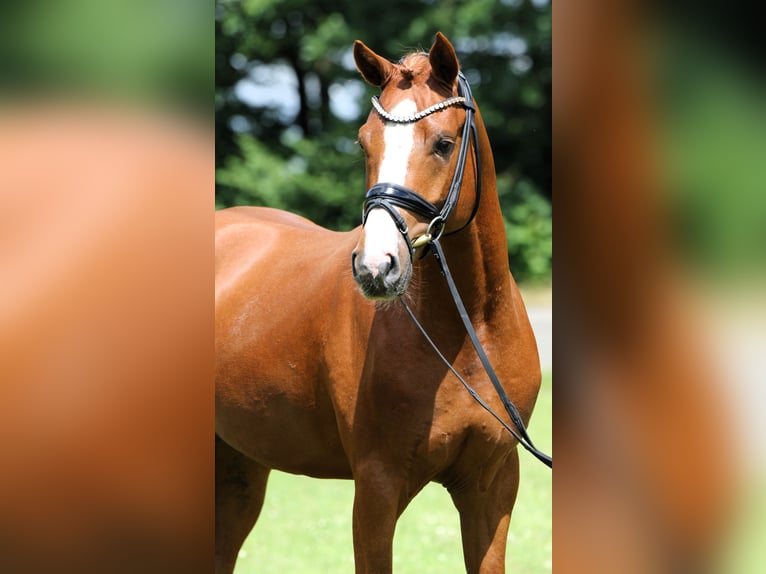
[433,139,454,156]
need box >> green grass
[234,374,551,573]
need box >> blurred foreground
[0,2,213,573]
[555,1,765,572]
[0,103,213,574]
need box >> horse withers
[215,32,544,574]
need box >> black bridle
[362,72,553,469]
[362,72,481,259]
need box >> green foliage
[216,0,551,283]
[217,132,365,229]
[1,1,211,111]
[657,32,766,280]
[501,176,553,283]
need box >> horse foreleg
[215,435,271,574]
[351,459,410,574]
[449,450,520,574]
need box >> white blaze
[362,99,417,265]
[377,99,417,184]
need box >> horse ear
[353,40,396,87]
[428,32,459,87]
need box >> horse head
[351,32,480,300]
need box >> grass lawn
[234,374,552,573]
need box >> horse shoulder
[215,207,365,367]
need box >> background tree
[215,0,551,283]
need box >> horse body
[215,207,359,477]
[216,33,542,574]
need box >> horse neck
[412,113,511,326]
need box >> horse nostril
[387,253,400,275]
[377,258,391,278]
[378,252,401,278]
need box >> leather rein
[363,73,553,469]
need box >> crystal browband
[370,95,468,124]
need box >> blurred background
[1,2,213,573]
[554,1,766,572]
[215,0,552,286]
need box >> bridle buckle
[412,215,445,249]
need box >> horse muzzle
[351,206,414,299]
[351,249,410,300]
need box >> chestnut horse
[215,33,544,573]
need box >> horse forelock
[386,52,456,99]
[396,52,428,81]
